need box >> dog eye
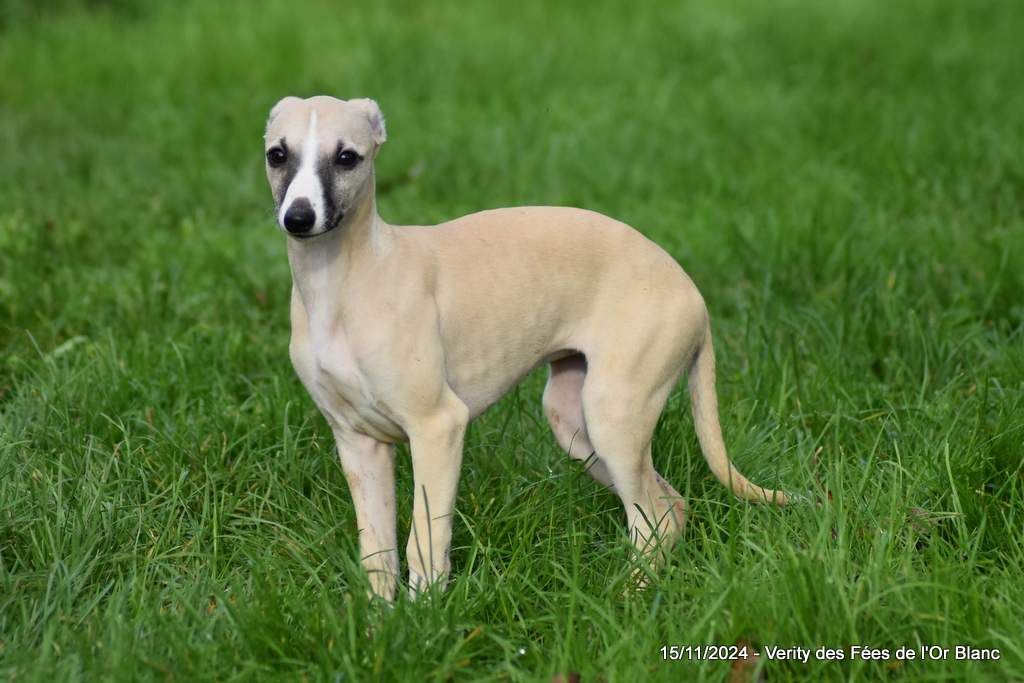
[335,149,361,168]
[266,147,287,167]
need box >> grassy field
[1,0,1023,680]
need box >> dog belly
[443,313,578,418]
[449,351,570,419]
[450,362,536,418]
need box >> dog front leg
[334,430,399,601]
[405,402,468,596]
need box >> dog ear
[350,98,387,146]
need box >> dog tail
[687,325,788,505]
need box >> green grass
[1,0,1023,680]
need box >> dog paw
[407,568,450,599]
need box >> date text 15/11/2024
[659,645,1002,663]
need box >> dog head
[264,96,386,238]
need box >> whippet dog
[263,95,787,600]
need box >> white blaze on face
[279,110,324,232]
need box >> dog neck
[286,182,390,318]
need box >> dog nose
[283,199,316,233]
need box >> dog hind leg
[580,369,687,576]
[542,354,615,489]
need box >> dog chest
[313,342,364,399]
[290,332,402,441]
